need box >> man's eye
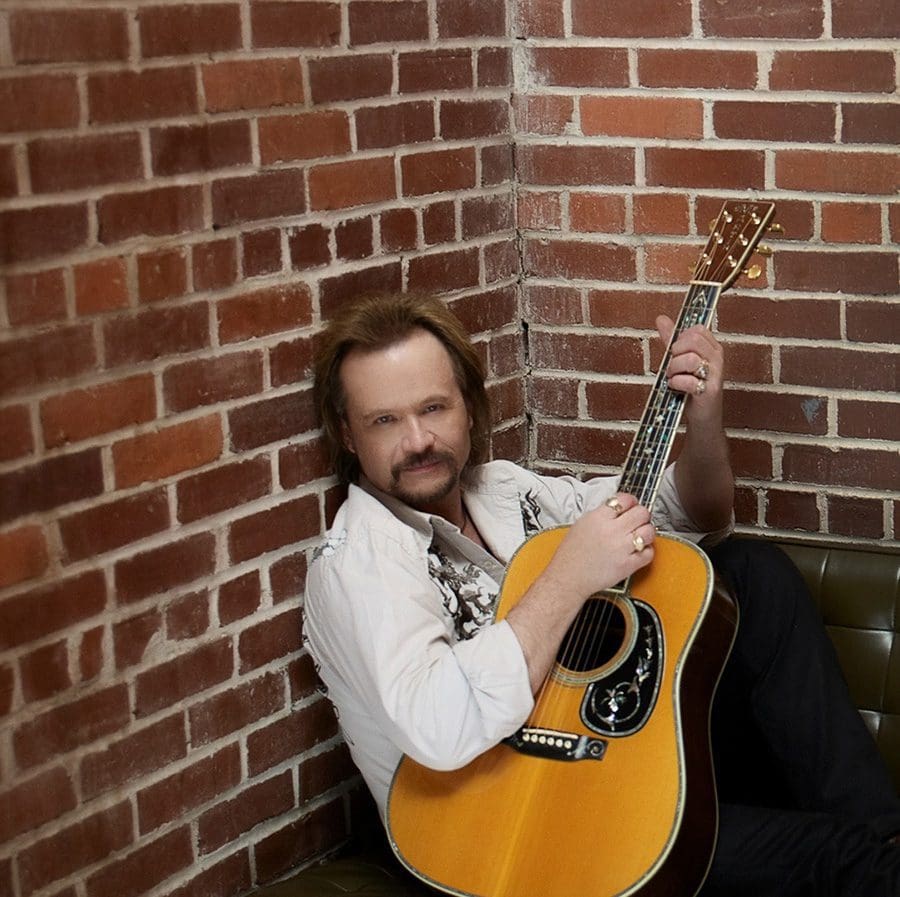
[424,404,442,413]
[374,415,393,425]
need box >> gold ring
[694,379,706,396]
[606,497,624,515]
[695,359,710,380]
[632,533,645,553]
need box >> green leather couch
[260,540,899,896]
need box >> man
[304,291,900,896]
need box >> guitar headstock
[692,200,777,290]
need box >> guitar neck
[618,281,723,509]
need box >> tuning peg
[767,223,784,235]
[742,264,763,280]
[756,244,774,256]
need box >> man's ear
[340,418,355,454]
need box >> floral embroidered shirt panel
[303,459,729,818]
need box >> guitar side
[387,532,738,897]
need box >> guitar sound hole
[555,597,627,674]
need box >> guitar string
[530,212,764,728]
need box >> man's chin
[390,466,459,510]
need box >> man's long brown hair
[313,292,492,484]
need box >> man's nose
[401,417,434,453]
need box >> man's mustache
[392,450,454,478]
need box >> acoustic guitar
[387,199,777,897]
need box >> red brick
[189,672,284,746]
[436,0,506,37]
[28,132,142,193]
[134,637,232,718]
[11,8,128,62]
[646,147,764,189]
[700,0,824,37]
[587,288,681,331]
[212,168,306,226]
[423,200,455,244]
[828,496,884,539]
[832,0,898,37]
[241,228,283,276]
[573,0,691,36]
[85,827,193,897]
[782,444,896,491]
[176,455,272,523]
[151,120,252,175]
[530,330,643,376]
[399,49,473,93]
[516,0,565,36]
[484,238,517,283]
[229,389,317,451]
[88,66,198,124]
[247,699,337,775]
[309,155,397,210]
[299,743,356,802]
[60,488,169,563]
[254,800,346,885]
[80,714,187,799]
[139,3,241,56]
[198,771,294,855]
[0,449,103,526]
[17,801,132,896]
[0,202,88,264]
[137,744,242,835]
[452,286,518,336]
[714,101,835,142]
[164,350,265,413]
[217,282,312,344]
[441,99,509,139]
[0,525,48,589]
[484,140,521,183]
[74,256,129,314]
[638,48,758,88]
[308,53,392,104]
[113,609,162,670]
[765,489,820,532]
[479,46,511,87]
[380,207,418,251]
[319,261,402,316]
[203,57,304,112]
[526,46,629,87]
[251,1,342,47]
[775,250,896,296]
[633,194,690,235]
[166,851,251,897]
[0,144,17,198]
[113,415,223,488]
[5,267,67,327]
[536,422,631,467]
[334,217,373,261]
[717,294,839,339]
[137,247,187,303]
[165,590,209,640]
[0,74,79,133]
[288,653,319,702]
[0,569,105,653]
[821,202,882,244]
[0,766,77,843]
[238,607,303,673]
[776,150,897,195]
[355,102,434,150]
[218,570,262,624]
[104,303,210,366]
[259,110,350,165]
[846,301,900,344]
[518,190,562,230]
[350,1,429,43]
[288,222,331,269]
[582,96,702,139]
[838,399,900,442]
[462,194,514,239]
[524,238,636,283]
[526,284,583,325]
[0,665,12,717]
[724,390,827,434]
[584,380,646,421]
[229,496,320,563]
[270,551,309,603]
[1,323,95,397]
[401,147,477,197]
[278,439,329,490]
[79,626,104,683]
[115,533,217,606]
[515,94,575,136]
[570,193,627,233]
[98,184,204,243]
[518,144,633,186]
[769,50,895,92]
[843,103,900,145]
[406,244,478,291]
[14,685,129,769]
[193,239,238,291]
[20,640,71,702]
[41,374,155,449]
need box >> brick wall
[0,1,518,895]
[517,0,899,541]
[0,0,897,895]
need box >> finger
[655,314,675,346]
[605,492,639,516]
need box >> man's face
[339,328,473,516]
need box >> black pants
[702,539,900,897]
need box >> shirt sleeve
[304,526,535,772]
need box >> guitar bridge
[504,727,607,762]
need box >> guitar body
[387,532,739,897]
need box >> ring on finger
[632,533,646,553]
[606,496,624,515]
[695,359,710,380]
[694,379,706,396]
